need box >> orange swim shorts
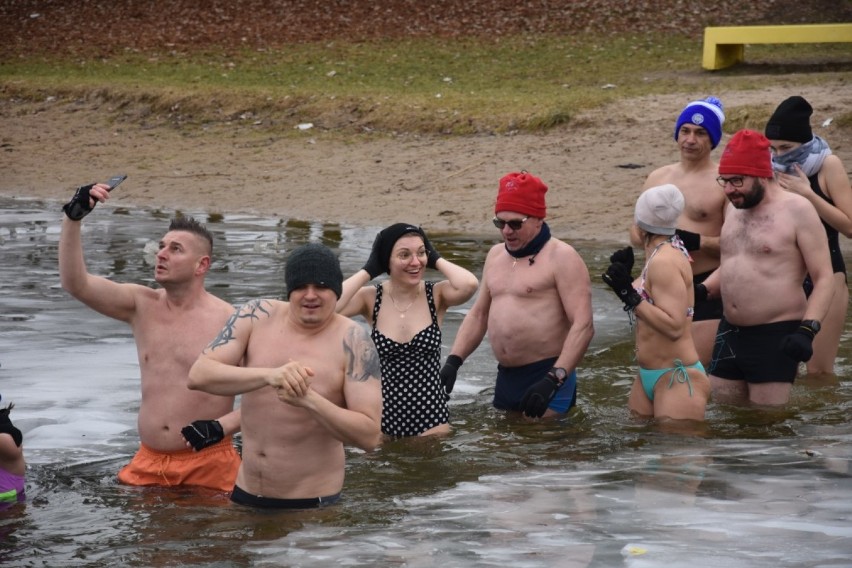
[117,436,240,492]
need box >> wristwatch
[800,319,821,335]
[547,367,569,387]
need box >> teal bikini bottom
[638,360,705,401]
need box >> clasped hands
[269,361,316,405]
[181,361,314,451]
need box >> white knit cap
[635,184,684,236]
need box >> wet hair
[168,216,214,255]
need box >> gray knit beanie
[285,243,343,299]
[635,184,684,236]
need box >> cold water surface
[1,197,850,567]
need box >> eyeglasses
[492,217,529,231]
[716,176,745,188]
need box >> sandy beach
[2,82,850,242]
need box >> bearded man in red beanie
[439,171,594,418]
[698,130,833,406]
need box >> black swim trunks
[230,485,341,509]
[708,317,801,383]
[493,357,578,413]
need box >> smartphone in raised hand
[105,174,127,191]
[63,174,128,220]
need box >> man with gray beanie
[189,242,382,509]
[641,96,728,369]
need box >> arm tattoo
[205,299,271,352]
[343,325,381,382]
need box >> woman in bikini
[337,223,479,437]
[603,184,711,421]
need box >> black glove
[780,322,817,362]
[602,262,642,309]
[0,405,22,447]
[608,246,634,273]
[675,229,701,252]
[694,282,709,304]
[421,230,442,269]
[439,355,463,394]
[519,375,560,418]
[362,232,385,279]
[181,419,225,451]
[62,183,97,221]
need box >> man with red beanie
[698,130,833,406]
[439,171,594,418]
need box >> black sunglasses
[492,216,529,231]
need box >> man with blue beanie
[640,96,727,369]
[673,96,725,150]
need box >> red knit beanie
[495,171,548,218]
[718,129,773,178]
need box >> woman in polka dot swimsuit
[338,224,479,437]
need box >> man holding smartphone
[59,177,241,491]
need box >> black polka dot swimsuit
[372,281,449,437]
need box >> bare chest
[245,325,346,399]
[487,255,554,299]
[681,189,725,227]
[134,302,231,369]
[722,209,792,258]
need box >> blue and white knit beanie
[674,96,725,149]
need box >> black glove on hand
[780,323,817,362]
[181,420,225,451]
[602,262,642,309]
[421,231,442,269]
[362,232,385,279]
[439,355,463,394]
[675,229,701,252]
[62,183,96,221]
[519,375,560,418]
[608,246,634,273]
[694,282,709,304]
[0,405,22,447]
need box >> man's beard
[731,177,766,209]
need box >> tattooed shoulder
[205,299,273,352]
[343,323,381,382]
[239,299,274,319]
